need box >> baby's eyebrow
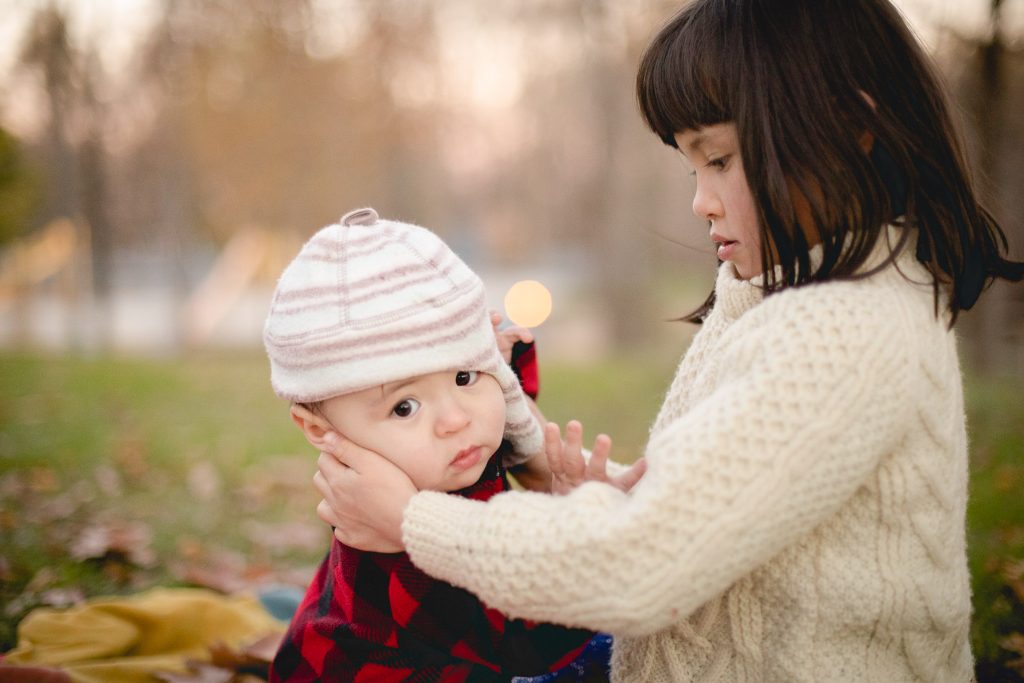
[376,379,415,403]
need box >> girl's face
[675,123,763,280]
[318,369,506,492]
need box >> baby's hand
[490,310,533,363]
[545,420,647,495]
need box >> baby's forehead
[327,369,469,407]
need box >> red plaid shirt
[270,343,594,682]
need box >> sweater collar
[714,261,765,321]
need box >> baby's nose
[436,401,471,434]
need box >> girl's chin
[731,258,764,281]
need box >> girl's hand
[545,420,647,496]
[490,310,533,363]
[313,432,416,553]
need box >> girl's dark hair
[636,0,1023,324]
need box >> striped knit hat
[264,207,543,460]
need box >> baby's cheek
[400,461,435,491]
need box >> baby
[263,208,595,681]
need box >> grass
[0,350,1022,680]
[963,375,1024,680]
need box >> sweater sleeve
[402,285,915,636]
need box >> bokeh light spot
[504,280,552,328]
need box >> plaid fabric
[270,343,595,682]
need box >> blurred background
[0,0,1022,679]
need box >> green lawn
[0,351,1022,679]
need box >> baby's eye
[391,398,420,418]
[455,370,479,387]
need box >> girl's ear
[290,404,335,449]
[858,130,875,153]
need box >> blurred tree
[15,4,122,348]
[18,4,78,227]
[0,126,40,246]
[476,0,693,348]
[947,0,1024,376]
[124,0,446,244]
[77,51,116,306]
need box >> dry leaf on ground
[69,519,156,567]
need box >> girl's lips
[717,240,738,260]
[450,446,483,470]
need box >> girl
[313,1,1024,681]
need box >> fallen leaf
[35,496,78,523]
[28,467,59,493]
[169,548,271,594]
[70,519,156,567]
[0,472,24,498]
[115,437,150,479]
[1000,632,1024,672]
[38,587,85,609]
[999,558,1024,604]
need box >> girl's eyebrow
[681,132,708,156]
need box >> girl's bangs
[637,4,732,146]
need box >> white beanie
[263,207,543,461]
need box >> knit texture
[400,228,974,682]
[264,207,543,460]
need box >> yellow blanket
[2,587,283,683]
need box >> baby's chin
[433,458,491,493]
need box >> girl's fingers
[322,432,380,473]
[313,468,330,497]
[563,421,586,481]
[317,450,347,483]
[316,498,340,526]
[614,457,647,492]
[544,422,565,477]
[587,434,612,480]
[321,432,351,463]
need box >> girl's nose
[692,179,719,220]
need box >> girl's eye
[455,370,479,387]
[391,398,420,418]
[707,155,729,170]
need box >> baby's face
[319,369,506,491]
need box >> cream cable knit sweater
[402,232,974,682]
